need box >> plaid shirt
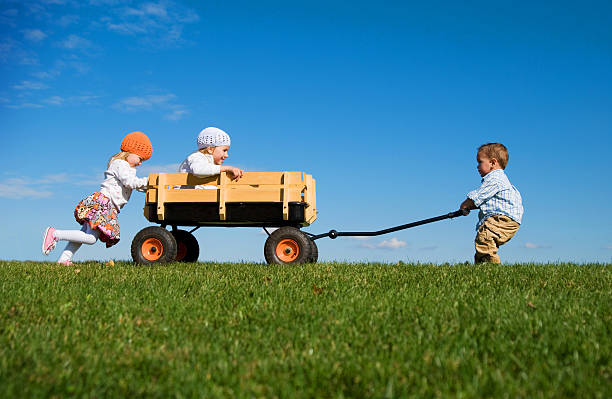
[467,169,523,230]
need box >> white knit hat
[197,127,231,149]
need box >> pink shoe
[42,227,58,255]
[57,260,73,266]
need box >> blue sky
[1,0,611,264]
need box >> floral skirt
[74,192,120,248]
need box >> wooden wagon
[131,171,318,265]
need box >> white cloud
[71,95,100,104]
[115,94,176,110]
[524,242,552,249]
[0,173,94,199]
[1,36,39,65]
[89,0,124,5]
[56,14,80,27]
[60,34,92,50]
[69,60,90,74]
[39,0,67,5]
[0,175,67,199]
[107,20,147,35]
[0,184,52,199]
[125,3,168,18]
[31,70,59,79]
[12,80,49,90]
[378,237,407,249]
[6,102,45,109]
[23,29,47,42]
[4,175,68,186]
[43,96,65,105]
[103,0,199,45]
[38,174,70,184]
[32,57,88,80]
[360,237,407,250]
[23,2,47,16]
[19,54,39,65]
[165,108,188,120]
[114,93,188,120]
[2,94,101,110]
[72,177,103,186]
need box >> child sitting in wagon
[179,127,244,188]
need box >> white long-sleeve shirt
[178,152,220,176]
[178,151,220,189]
[100,159,148,210]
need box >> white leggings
[54,224,100,262]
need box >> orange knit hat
[120,131,153,160]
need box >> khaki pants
[474,215,519,264]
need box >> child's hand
[227,167,244,181]
[460,198,476,210]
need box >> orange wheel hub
[142,238,163,261]
[276,239,299,263]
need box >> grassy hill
[1,261,610,398]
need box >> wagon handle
[307,209,470,241]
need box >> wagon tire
[307,238,318,263]
[171,229,200,262]
[131,226,178,265]
[264,226,313,265]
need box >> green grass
[0,261,610,398]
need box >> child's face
[126,153,143,167]
[476,152,496,177]
[210,145,230,165]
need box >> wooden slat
[146,187,304,204]
[304,174,317,225]
[303,174,311,224]
[281,172,289,220]
[146,171,304,186]
[146,190,157,203]
[159,189,305,203]
[283,171,301,220]
[146,174,158,203]
[157,174,167,220]
[218,172,229,220]
[226,172,303,185]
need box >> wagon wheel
[131,226,178,265]
[171,229,200,262]
[307,238,318,264]
[264,226,314,265]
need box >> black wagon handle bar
[306,209,470,241]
